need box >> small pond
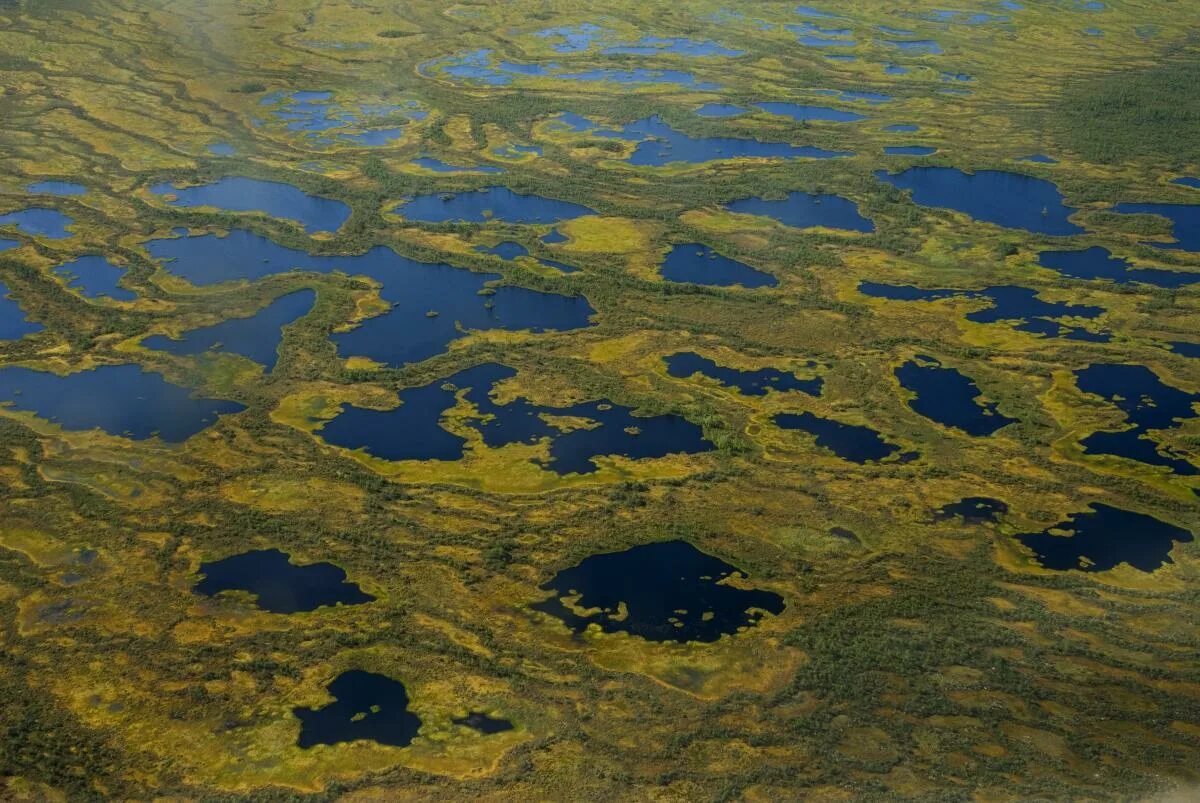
[934,496,1008,523]
[194,548,374,613]
[724,192,874,232]
[666,352,821,396]
[394,187,596,223]
[0,279,43,339]
[295,670,421,748]
[1037,246,1200,288]
[659,243,777,288]
[895,355,1015,435]
[52,256,136,301]
[27,181,87,196]
[453,712,514,733]
[0,208,75,238]
[775,411,909,463]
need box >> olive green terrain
[0,0,1198,799]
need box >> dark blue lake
[1037,246,1200,288]
[453,713,514,734]
[142,289,315,370]
[195,548,374,613]
[895,355,1015,435]
[1017,504,1193,572]
[934,496,1008,523]
[860,281,1108,341]
[0,280,42,339]
[476,241,577,273]
[753,102,865,122]
[531,539,784,643]
[876,167,1084,235]
[1172,177,1200,190]
[145,230,593,366]
[1111,202,1200,252]
[0,208,75,238]
[150,177,351,233]
[666,352,821,396]
[775,411,906,463]
[52,256,136,301]
[724,192,874,232]
[1170,342,1200,358]
[27,181,87,196]
[1075,363,1198,475]
[0,364,244,442]
[0,239,16,252]
[295,671,421,748]
[319,362,712,474]
[659,243,777,288]
[394,187,596,223]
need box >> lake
[0,208,75,238]
[394,187,596,223]
[659,243,777,287]
[666,352,821,395]
[876,167,1084,235]
[1038,246,1200,288]
[895,355,1015,435]
[753,102,865,122]
[27,181,87,196]
[725,192,874,232]
[294,670,421,748]
[531,539,784,642]
[1017,504,1193,572]
[52,256,136,301]
[934,496,1008,523]
[1110,202,1200,252]
[454,712,514,733]
[775,411,907,463]
[0,279,43,339]
[150,176,352,233]
[0,364,244,442]
[194,548,374,613]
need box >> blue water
[532,540,784,643]
[558,68,720,90]
[884,64,910,75]
[0,364,244,442]
[1110,202,1200,252]
[0,208,75,238]
[150,177,351,233]
[885,40,943,54]
[860,281,1108,340]
[696,103,748,117]
[395,186,595,223]
[52,256,136,301]
[0,280,43,339]
[492,143,542,158]
[1172,177,1200,190]
[1000,0,1023,9]
[542,229,567,244]
[207,143,236,156]
[476,241,578,273]
[145,230,593,366]
[666,352,821,396]
[884,123,919,132]
[885,146,936,156]
[534,23,606,52]
[27,181,86,196]
[1171,342,1200,358]
[877,167,1084,235]
[659,243,777,288]
[796,5,837,18]
[454,713,513,734]
[725,192,874,232]
[895,355,1015,435]
[320,363,713,474]
[0,239,16,252]
[259,90,424,145]
[934,496,1008,523]
[195,548,373,613]
[826,54,857,62]
[878,25,916,36]
[411,157,504,174]
[602,36,743,57]
[1017,504,1192,573]
[295,671,421,748]
[941,72,973,82]
[1075,363,1198,475]
[1038,246,1200,288]
[775,411,904,463]
[792,31,857,48]
[143,290,315,370]
[434,51,724,89]
[1017,154,1058,164]
[1084,28,1104,36]
[753,102,865,122]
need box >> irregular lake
[1171,342,1200,358]
[895,355,1015,435]
[860,281,1108,341]
[27,181,87,196]
[427,49,720,90]
[476,241,577,273]
[142,289,315,370]
[258,90,425,147]
[1075,363,1198,476]
[876,167,1084,235]
[753,102,865,122]
[0,208,75,238]
[1110,202,1200,252]
[0,364,244,441]
[659,243,777,288]
[724,192,874,232]
[453,713,514,733]
[1017,504,1193,572]
[394,187,596,223]
[531,539,784,643]
[775,411,907,463]
[145,230,592,366]
[194,548,374,613]
[295,670,421,748]
[1172,177,1200,190]
[1017,154,1058,164]
[934,496,1008,523]
[52,256,136,301]
[1037,246,1200,288]
[0,279,43,339]
[150,176,351,233]
[666,352,821,396]
[318,362,713,474]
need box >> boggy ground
[0,0,1199,800]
